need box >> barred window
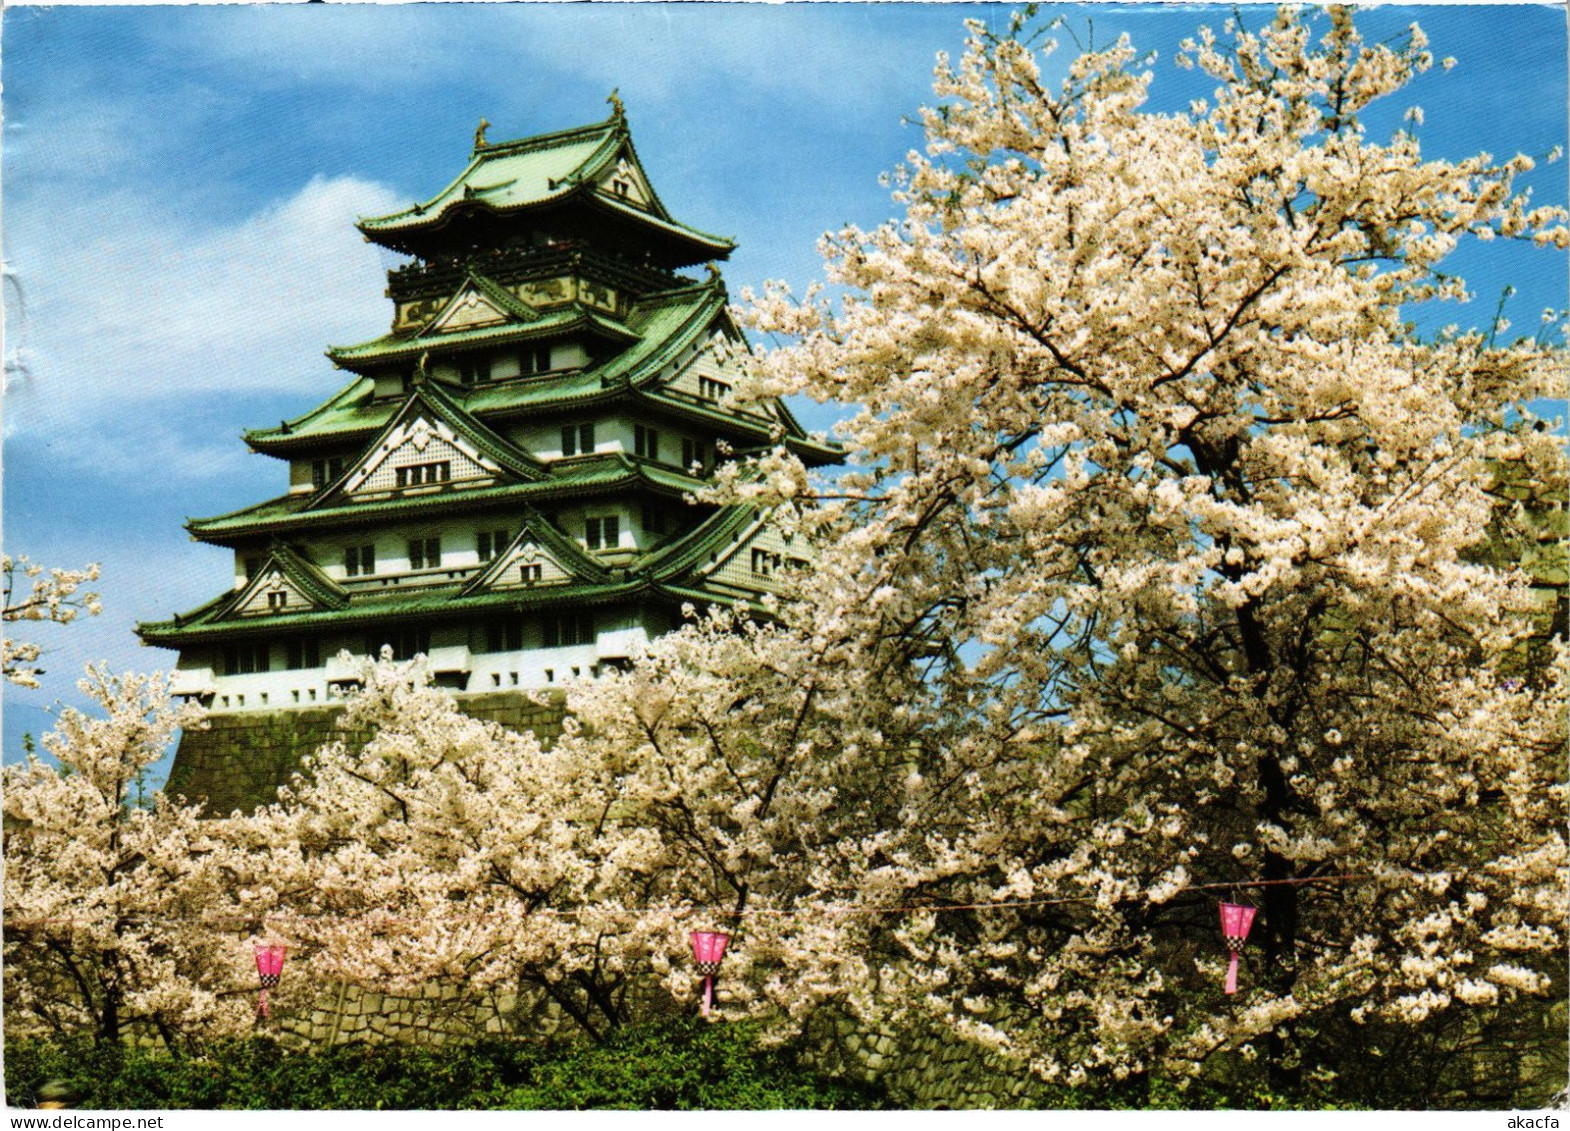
[520,345,553,375]
[222,642,269,676]
[483,618,524,653]
[561,423,595,457]
[311,456,345,489]
[408,537,442,570]
[584,515,620,551]
[542,612,594,648]
[395,462,451,488]
[477,529,510,562]
[344,545,376,577]
[457,355,491,385]
[365,628,430,661]
[284,637,321,670]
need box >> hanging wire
[2,871,1397,930]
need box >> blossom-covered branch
[2,554,102,689]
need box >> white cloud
[6,174,402,439]
[160,5,937,124]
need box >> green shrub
[499,1017,884,1110]
[5,1023,884,1111]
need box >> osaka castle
[137,105,838,774]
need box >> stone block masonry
[166,691,567,813]
[167,692,1046,1107]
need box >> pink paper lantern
[1218,903,1256,995]
[254,942,287,1020]
[689,930,730,1017]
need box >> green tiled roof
[139,578,660,647]
[630,388,840,466]
[459,506,612,595]
[641,506,759,580]
[140,507,771,648]
[357,115,733,258]
[261,543,350,610]
[187,454,704,543]
[328,299,638,368]
[305,379,548,512]
[412,378,550,482]
[248,280,731,453]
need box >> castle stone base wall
[168,692,567,814]
[168,692,1047,1105]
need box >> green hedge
[6,1021,888,1110]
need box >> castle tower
[137,109,839,807]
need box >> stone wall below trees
[262,983,1047,1109]
[166,692,568,814]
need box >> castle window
[681,438,707,472]
[408,537,442,570]
[243,556,263,580]
[458,355,491,385]
[365,628,430,661]
[612,178,631,198]
[344,544,375,577]
[751,548,783,576]
[561,423,595,457]
[520,563,543,583]
[395,461,451,488]
[543,612,594,648]
[520,345,553,375]
[222,642,269,676]
[698,376,730,401]
[311,456,346,489]
[284,637,321,670]
[267,590,289,611]
[477,529,510,562]
[634,424,660,460]
[483,617,524,653]
[641,505,666,536]
[584,515,619,551]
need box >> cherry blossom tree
[264,628,897,1041]
[2,668,276,1049]
[726,6,1567,1097]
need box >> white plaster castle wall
[184,610,661,709]
[543,501,635,552]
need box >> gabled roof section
[246,377,382,453]
[138,578,661,648]
[358,112,734,259]
[640,506,764,582]
[187,454,704,544]
[218,543,349,621]
[327,299,638,371]
[247,279,734,453]
[307,380,547,511]
[424,272,544,334]
[460,507,612,596]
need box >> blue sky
[3,3,1565,785]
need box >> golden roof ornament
[607,89,625,119]
[473,117,491,150]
